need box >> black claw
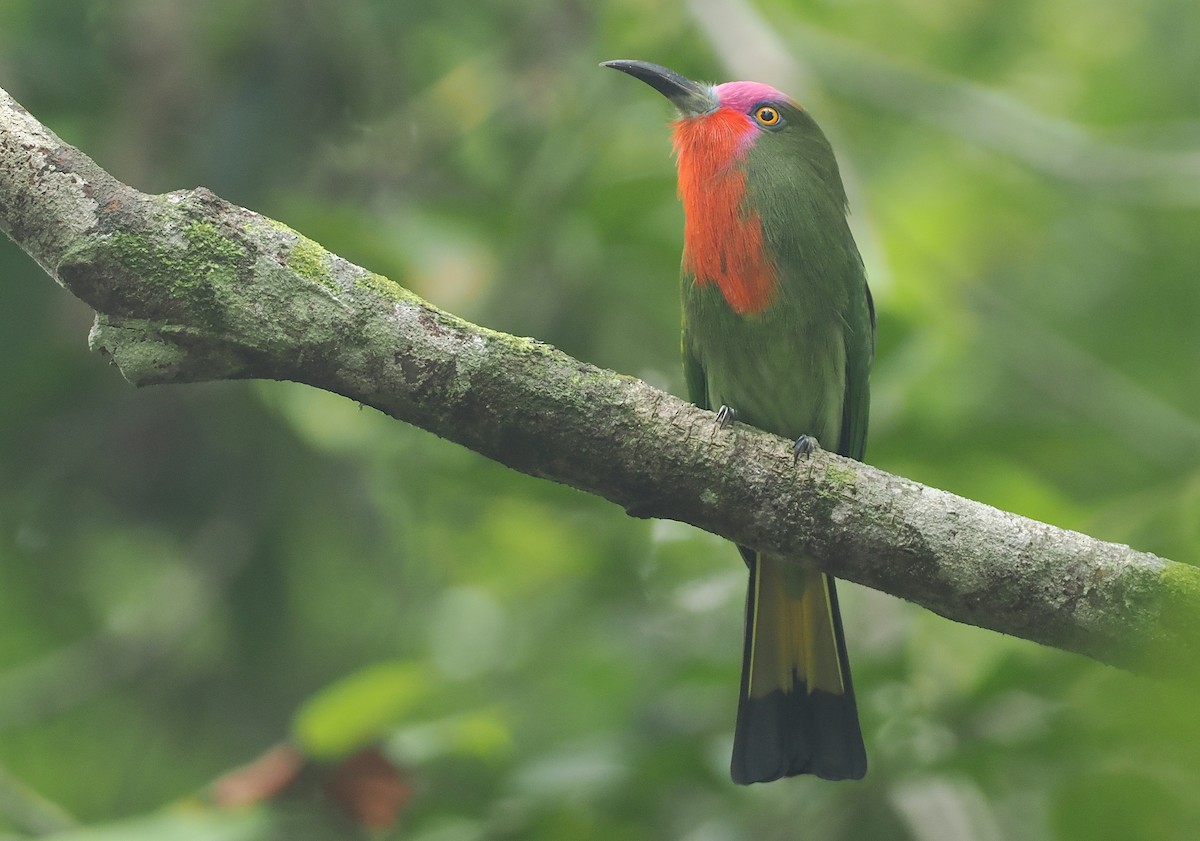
[716,405,737,429]
[793,434,819,462]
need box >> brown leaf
[323,747,413,831]
[210,743,306,808]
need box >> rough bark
[2,85,1197,677]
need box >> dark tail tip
[731,687,867,783]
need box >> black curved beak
[601,60,718,117]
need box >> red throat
[672,108,776,315]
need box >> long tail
[730,550,867,783]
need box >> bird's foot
[715,405,737,430]
[793,434,820,462]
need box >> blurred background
[2,0,1200,838]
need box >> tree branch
[2,85,1196,678]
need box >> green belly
[685,284,847,448]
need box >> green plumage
[682,104,874,783]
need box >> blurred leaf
[35,809,269,841]
[210,745,305,810]
[322,747,412,832]
[293,662,434,759]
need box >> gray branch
[2,85,1196,678]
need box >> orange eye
[754,105,781,126]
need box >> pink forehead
[714,81,792,113]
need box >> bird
[603,60,874,783]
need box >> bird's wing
[838,281,875,461]
[682,322,710,411]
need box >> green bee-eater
[605,60,874,783]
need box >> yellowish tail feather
[731,552,866,782]
[746,556,845,698]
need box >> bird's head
[601,60,800,157]
[602,60,847,315]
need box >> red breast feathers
[672,105,776,315]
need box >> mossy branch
[2,85,1197,677]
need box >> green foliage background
[2,0,1200,838]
